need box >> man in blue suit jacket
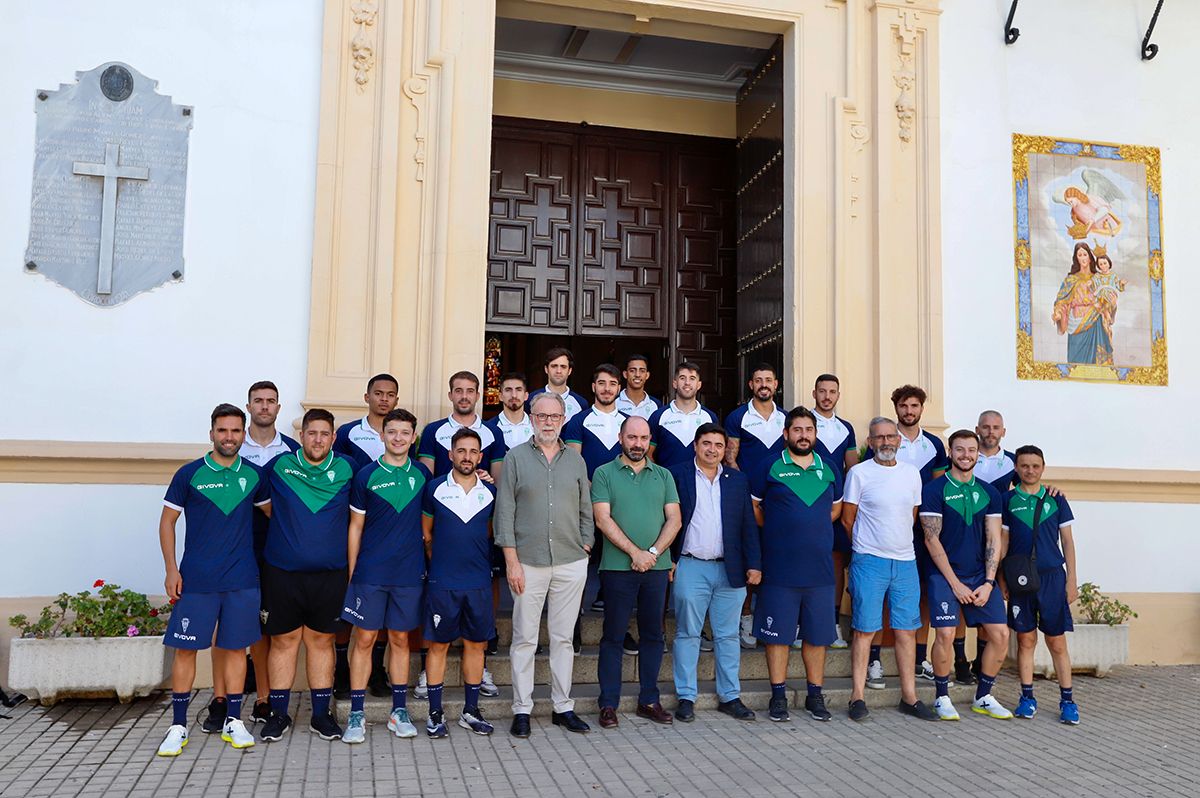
[668,422,762,722]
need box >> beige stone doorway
[302,0,946,434]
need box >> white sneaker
[934,695,960,721]
[789,626,803,649]
[156,724,189,757]
[971,693,1014,720]
[866,659,885,689]
[917,659,935,681]
[342,710,366,744]
[480,668,500,698]
[413,670,428,700]
[739,615,756,649]
[388,707,418,738]
[221,717,255,750]
[831,635,849,650]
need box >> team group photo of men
[155,347,1082,757]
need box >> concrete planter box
[7,636,170,706]
[1006,623,1129,678]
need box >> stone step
[490,611,852,647]
[383,645,902,685]
[335,678,979,724]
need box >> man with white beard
[839,417,937,722]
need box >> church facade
[1,0,1196,675]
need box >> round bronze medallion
[100,65,133,102]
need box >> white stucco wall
[0,1,323,443]
[939,0,1195,470]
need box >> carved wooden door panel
[735,41,785,392]
[576,138,669,336]
[486,127,576,333]
[671,143,739,417]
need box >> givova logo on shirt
[190,460,259,516]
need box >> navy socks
[171,692,190,726]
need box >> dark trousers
[598,569,669,708]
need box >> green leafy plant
[1076,582,1137,626]
[9,580,172,639]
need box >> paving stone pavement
[0,665,1196,797]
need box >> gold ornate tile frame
[1012,133,1167,385]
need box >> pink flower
[93,579,105,588]
[126,625,139,637]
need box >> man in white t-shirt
[839,417,936,723]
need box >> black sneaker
[486,635,499,656]
[898,698,938,721]
[200,697,227,734]
[590,598,605,612]
[368,665,391,698]
[768,695,790,722]
[674,699,695,723]
[243,655,257,695]
[251,701,272,725]
[623,632,639,656]
[309,711,343,741]
[805,694,832,722]
[261,713,292,742]
[0,688,27,709]
[954,660,976,685]
[334,656,351,701]
[848,699,869,722]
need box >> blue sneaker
[426,709,448,738]
[1014,696,1037,719]
[1059,700,1080,725]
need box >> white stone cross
[72,142,149,295]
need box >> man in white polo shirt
[840,417,936,723]
[527,347,589,422]
[486,372,535,450]
[236,380,300,724]
[648,361,719,470]
[334,374,399,471]
[616,354,662,420]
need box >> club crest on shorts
[260,609,269,624]
[766,615,773,629]
[433,613,441,627]
[181,617,190,633]
[940,601,949,614]
[1013,605,1021,618]
[355,597,362,611]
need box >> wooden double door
[486,117,738,409]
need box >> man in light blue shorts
[840,417,936,723]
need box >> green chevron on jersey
[768,451,834,507]
[365,458,426,514]
[1007,485,1058,529]
[942,474,989,525]
[190,455,259,516]
[273,450,353,513]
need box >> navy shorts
[423,587,494,644]
[927,571,1006,628]
[753,584,836,646]
[164,587,261,651]
[341,581,423,631]
[1008,566,1074,637]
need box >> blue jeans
[598,569,669,708]
[672,556,746,703]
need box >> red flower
[149,609,159,617]
[93,579,105,588]
[169,598,178,605]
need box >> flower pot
[7,636,171,706]
[1005,623,1129,678]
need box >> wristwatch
[648,546,660,556]
[986,578,998,587]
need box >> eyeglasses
[871,434,901,441]
[533,413,564,423]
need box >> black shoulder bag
[1002,494,1042,595]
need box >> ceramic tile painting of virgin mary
[1012,135,1167,385]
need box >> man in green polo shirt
[592,416,682,727]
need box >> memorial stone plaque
[24,62,193,307]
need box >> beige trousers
[509,557,588,715]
